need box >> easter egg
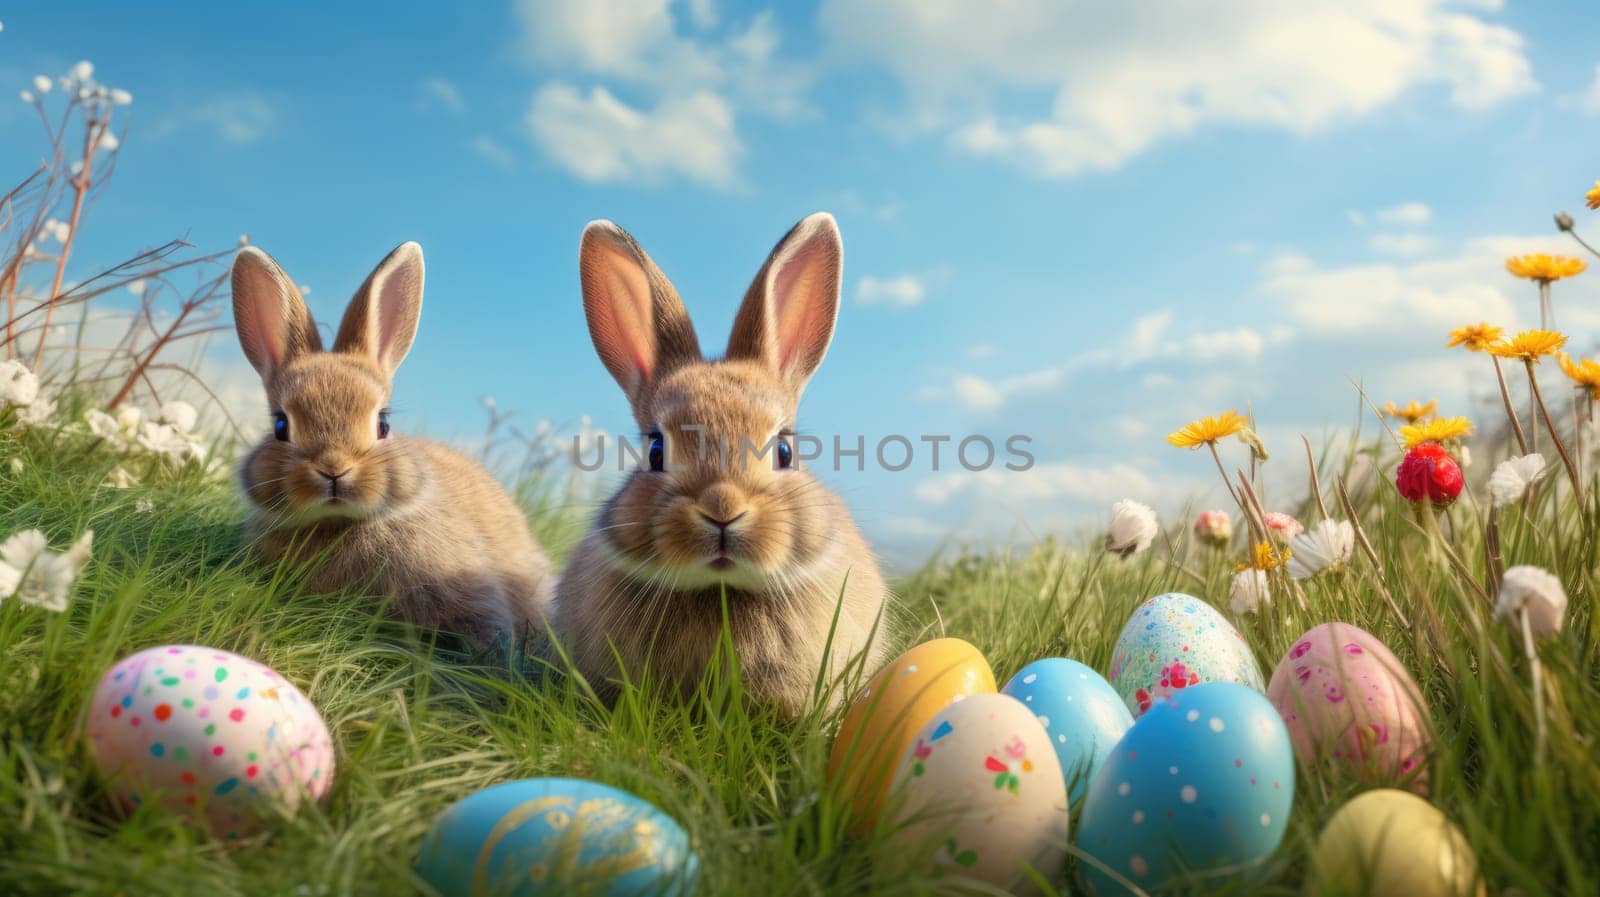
[1107,592,1264,718]
[84,645,335,838]
[1310,789,1483,897]
[1268,623,1431,794]
[1077,682,1294,896]
[884,693,1070,894]
[416,778,698,897]
[1001,658,1133,803]
[829,637,995,828]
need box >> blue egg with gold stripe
[416,778,698,897]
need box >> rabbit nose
[316,467,352,482]
[698,510,748,532]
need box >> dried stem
[33,118,101,369]
[1336,475,1411,631]
[1301,435,1330,521]
[1491,354,1531,455]
[1525,359,1582,501]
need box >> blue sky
[4,1,1600,565]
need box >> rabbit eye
[377,410,391,440]
[647,431,665,472]
[272,411,289,443]
[776,437,794,470]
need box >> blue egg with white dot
[1076,682,1294,896]
[1001,658,1133,804]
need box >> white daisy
[1105,499,1158,559]
[0,528,94,612]
[160,400,198,434]
[0,359,39,407]
[1496,566,1567,638]
[1287,519,1355,580]
[1229,568,1270,615]
[1488,454,1546,509]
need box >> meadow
[3,61,1599,897]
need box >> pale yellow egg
[1311,789,1483,897]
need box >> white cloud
[1369,233,1438,256]
[965,342,997,360]
[418,78,466,114]
[513,0,812,184]
[526,84,740,187]
[1260,231,1599,334]
[915,461,1159,506]
[1374,201,1432,225]
[935,311,1284,411]
[856,273,927,307]
[470,135,515,171]
[820,0,1536,177]
[151,93,278,144]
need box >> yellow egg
[829,638,996,830]
[1311,789,1484,897]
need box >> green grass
[0,417,1596,897]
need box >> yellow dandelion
[1166,410,1248,449]
[1505,254,1587,283]
[1446,323,1504,352]
[1383,400,1437,424]
[1559,353,1600,400]
[1587,180,1600,211]
[1488,329,1569,362]
[1235,540,1290,573]
[1399,416,1473,449]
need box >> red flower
[1396,443,1463,506]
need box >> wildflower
[84,409,125,447]
[1236,540,1290,572]
[135,497,155,514]
[109,88,132,106]
[1495,566,1566,638]
[1263,512,1303,542]
[19,90,32,104]
[1194,510,1232,548]
[1487,454,1546,508]
[71,61,94,83]
[1488,329,1568,363]
[1166,411,1248,449]
[126,279,146,297]
[1105,500,1158,559]
[1229,568,1270,616]
[137,422,206,465]
[97,132,119,152]
[1399,416,1473,450]
[1558,353,1600,399]
[1505,254,1587,283]
[0,528,94,612]
[7,458,21,475]
[105,466,137,489]
[1588,181,1600,211]
[1383,400,1436,423]
[115,405,143,435]
[1556,212,1575,232]
[1287,519,1355,580]
[16,396,55,426]
[0,359,40,407]
[160,400,198,434]
[1396,443,1463,507]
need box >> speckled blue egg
[1076,683,1294,896]
[416,778,698,897]
[1108,592,1264,718]
[1002,659,1133,804]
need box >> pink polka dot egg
[85,645,335,838]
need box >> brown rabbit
[552,213,891,718]
[232,242,551,650]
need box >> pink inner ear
[771,239,837,375]
[583,236,658,389]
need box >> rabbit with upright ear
[553,213,891,718]
[232,242,552,650]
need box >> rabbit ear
[579,220,701,401]
[727,212,841,392]
[334,242,424,377]
[232,246,321,382]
